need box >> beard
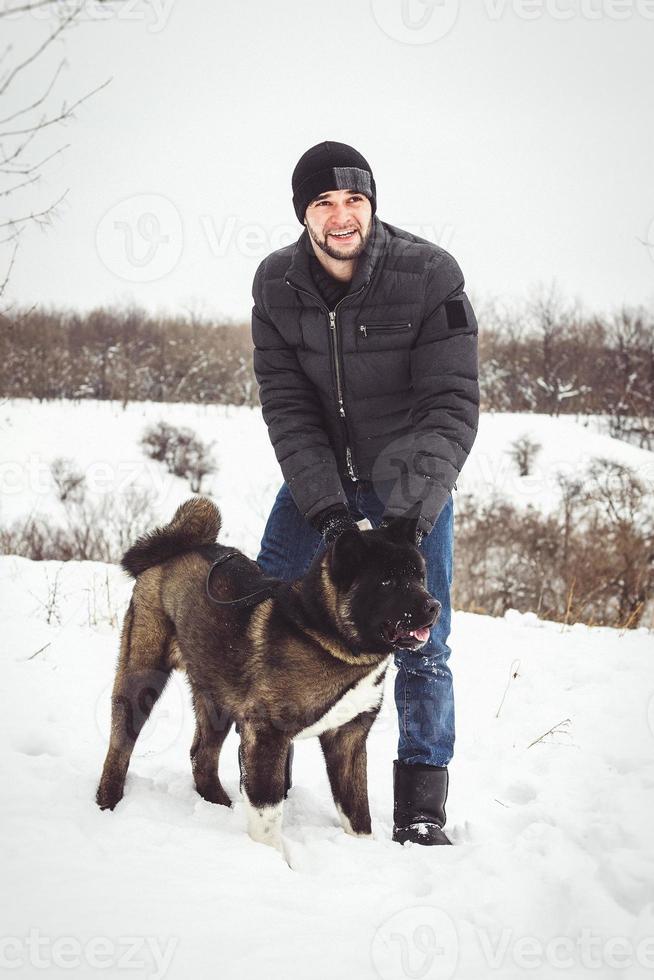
[306,217,373,261]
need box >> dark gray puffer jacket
[251,215,479,534]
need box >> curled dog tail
[121,496,222,578]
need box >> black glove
[312,504,358,544]
[379,516,424,547]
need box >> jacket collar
[285,215,387,299]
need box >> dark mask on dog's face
[330,519,441,653]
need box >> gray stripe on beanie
[332,167,372,194]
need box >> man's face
[304,189,373,261]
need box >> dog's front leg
[319,709,378,837]
[239,724,290,852]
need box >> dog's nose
[424,597,441,622]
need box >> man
[250,141,479,845]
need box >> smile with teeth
[329,229,358,240]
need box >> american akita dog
[97,497,439,851]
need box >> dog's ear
[380,501,422,545]
[381,516,419,545]
[330,525,368,590]
[381,509,422,545]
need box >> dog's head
[327,516,441,654]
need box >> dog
[96,497,440,851]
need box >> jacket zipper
[328,310,345,417]
[285,277,367,481]
[328,309,356,481]
[359,321,411,338]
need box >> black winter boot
[392,759,452,845]
[238,741,294,799]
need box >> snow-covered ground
[1,399,653,979]
[1,556,653,979]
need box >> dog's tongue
[409,626,430,642]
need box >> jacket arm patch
[444,298,469,331]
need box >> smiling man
[305,188,372,265]
[250,140,480,845]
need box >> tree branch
[0,186,68,229]
[1,77,111,136]
[0,139,70,175]
[0,56,66,125]
[0,2,82,97]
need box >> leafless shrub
[508,435,542,477]
[50,457,86,504]
[0,514,49,560]
[453,459,654,629]
[39,567,62,627]
[172,433,216,493]
[141,421,217,493]
[140,421,178,464]
[0,485,155,563]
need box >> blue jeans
[256,480,455,767]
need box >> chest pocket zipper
[359,322,411,338]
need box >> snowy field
[1,399,653,979]
[1,398,653,558]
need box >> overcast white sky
[3,0,654,321]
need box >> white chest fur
[295,657,390,740]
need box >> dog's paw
[96,782,123,811]
[336,804,372,837]
[196,782,232,807]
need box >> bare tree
[605,306,654,449]
[0,0,111,313]
[526,284,589,416]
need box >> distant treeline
[0,307,257,407]
[478,294,653,447]
[2,298,653,445]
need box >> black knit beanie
[291,141,377,224]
